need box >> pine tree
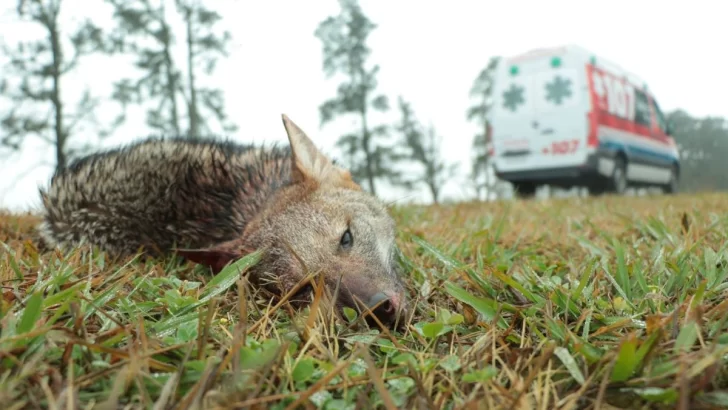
[466,56,500,200]
[0,0,111,172]
[104,0,237,137]
[394,97,457,204]
[314,0,396,195]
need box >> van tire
[663,165,679,194]
[513,182,537,199]
[587,182,606,196]
[609,156,628,194]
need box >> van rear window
[544,75,573,105]
[502,83,526,112]
[499,68,580,115]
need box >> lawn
[2,192,728,409]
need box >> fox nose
[367,291,403,325]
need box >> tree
[466,56,500,200]
[314,0,395,195]
[0,0,111,172]
[104,0,237,137]
[393,97,456,204]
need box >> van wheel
[587,182,606,196]
[663,165,679,194]
[513,182,537,199]
[609,156,628,194]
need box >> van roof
[504,44,650,91]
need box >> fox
[36,114,409,328]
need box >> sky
[0,0,726,212]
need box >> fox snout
[365,290,407,328]
[336,276,408,329]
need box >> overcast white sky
[1,0,726,212]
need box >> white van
[488,44,680,197]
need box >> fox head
[178,114,409,329]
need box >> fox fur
[37,115,408,328]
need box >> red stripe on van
[585,65,599,148]
[585,63,672,147]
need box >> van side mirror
[665,122,673,136]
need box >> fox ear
[281,114,360,190]
[174,238,246,274]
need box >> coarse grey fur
[36,115,409,328]
[38,137,292,257]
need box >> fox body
[37,115,408,327]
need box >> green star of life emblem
[545,75,572,105]
[502,83,525,112]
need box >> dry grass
[2,192,728,409]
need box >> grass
[2,192,728,409]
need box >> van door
[490,72,537,169]
[491,59,588,174]
[531,67,588,169]
[648,96,679,184]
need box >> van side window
[652,98,668,132]
[634,89,651,127]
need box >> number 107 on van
[545,139,580,155]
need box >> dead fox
[37,115,408,328]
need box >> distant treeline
[666,110,728,192]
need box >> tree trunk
[49,11,66,172]
[360,108,376,195]
[427,164,439,204]
[484,159,491,200]
[160,3,180,136]
[429,183,439,204]
[185,6,199,138]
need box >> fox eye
[340,229,353,250]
